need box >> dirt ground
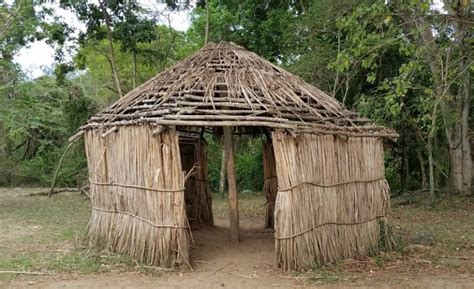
[1,188,473,288]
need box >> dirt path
[6,217,474,289]
[7,218,299,288]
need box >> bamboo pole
[223,127,239,241]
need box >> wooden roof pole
[224,126,239,241]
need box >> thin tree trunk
[49,138,81,197]
[332,30,341,98]
[224,127,239,241]
[400,146,408,193]
[457,13,471,195]
[219,142,226,195]
[204,0,210,44]
[99,0,123,98]
[132,49,137,89]
[427,89,442,203]
[427,138,436,202]
[417,149,427,190]
[204,0,210,45]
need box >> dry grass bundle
[272,130,391,271]
[181,139,213,225]
[80,42,397,139]
[263,140,278,229]
[84,125,190,268]
[193,139,214,225]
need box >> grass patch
[45,251,102,274]
[308,270,344,284]
[212,192,266,219]
[391,195,474,253]
[0,255,34,271]
[0,188,140,277]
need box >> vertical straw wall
[263,140,278,229]
[84,125,190,268]
[180,143,196,220]
[181,139,213,225]
[272,130,391,271]
[193,139,214,225]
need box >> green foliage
[189,0,298,62]
[0,76,93,186]
[235,137,265,192]
[0,1,41,59]
[206,134,265,193]
[288,0,468,194]
[74,25,197,103]
[206,136,222,192]
[0,0,471,197]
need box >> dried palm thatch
[84,125,191,268]
[77,41,397,139]
[263,140,278,229]
[180,137,213,225]
[272,130,392,271]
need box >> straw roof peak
[82,41,397,138]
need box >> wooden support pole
[223,127,239,241]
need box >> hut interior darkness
[73,41,398,271]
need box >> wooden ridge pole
[223,126,239,241]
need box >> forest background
[0,0,472,198]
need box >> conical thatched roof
[81,41,396,138]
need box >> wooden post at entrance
[223,127,239,241]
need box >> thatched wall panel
[193,139,213,225]
[84,126,190,268]
[180,139,213,225]
[272,131,391,271]
[263,140,278,229]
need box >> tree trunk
[99,0,123,98]
[446,61,472,195]
[417,9,471,196]
[445,3,472,195]
[219,142,226,195]
[417,149,427,190]
[224,127,239,241]
[427,137,436,202]
[132,49,137,89]
[204,0,210,45]
[400,145,409,193]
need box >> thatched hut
[73,41,397,271]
